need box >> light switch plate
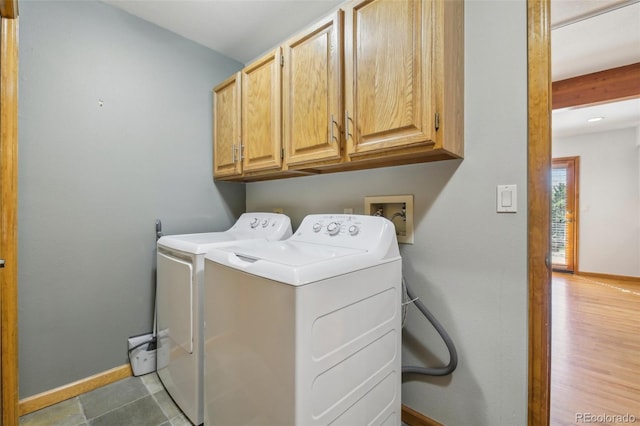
[497,185,517,213]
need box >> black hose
[128,336,156,354]
[402,277,458,376]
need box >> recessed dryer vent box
[364,195,414,244]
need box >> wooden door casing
[1,9,19,426]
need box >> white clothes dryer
[156,213,292,425]
[203,214,402,426]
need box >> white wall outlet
[497,185,517,213]
[343,208,354,214]
[364,195,414,244]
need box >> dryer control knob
[312,223,322,233]
[348,225,359,236]
[327,222,341,236]
[250,218,260,228]
[261,219,270,228]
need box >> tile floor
[19,373,192,426]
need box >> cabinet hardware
[232,143,237,163]
[330,114,339,143]
[435,112,440,131]
[0,259,5,268]
[345,110,352,140]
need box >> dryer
[156,212,292,425]
[203,214,402,426]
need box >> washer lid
[222,241,365,267]
[206,240,397,286]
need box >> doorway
[551,157,578,272]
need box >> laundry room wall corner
[17,0,245,399]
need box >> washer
[156,212,292,426]
[203,214,402,426]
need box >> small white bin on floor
[128,333,156,376]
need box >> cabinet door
[283,12,343,168]
[344,0,436,158]
[213,73,242,178]
[242,49,283,173]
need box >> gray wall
[246,1,528,424]
[18,1,245,398]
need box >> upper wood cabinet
[213,72,242,178]
[241,48,283,175]
[344,0,463,164]
[213,0,463,181]
[282,11,344,169]
[213,49,285,180]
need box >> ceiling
[551,0,640,138]
[103,0,344,64]
[103,0,640,138]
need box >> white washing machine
[203,214,402,426]
[156,212,292,425]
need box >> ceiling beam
[552,62,640,110]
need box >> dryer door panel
[157,252,194,354]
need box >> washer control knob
[312,223,322,233]
[327,222,341,236]
[348,225,359,236]
[250,218,260,228]
[261,219,270,228]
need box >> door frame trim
[0,5,19,425]
[527,0,552,424]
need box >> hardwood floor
[551,273,640,425]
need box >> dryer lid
[157,212,292,254]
